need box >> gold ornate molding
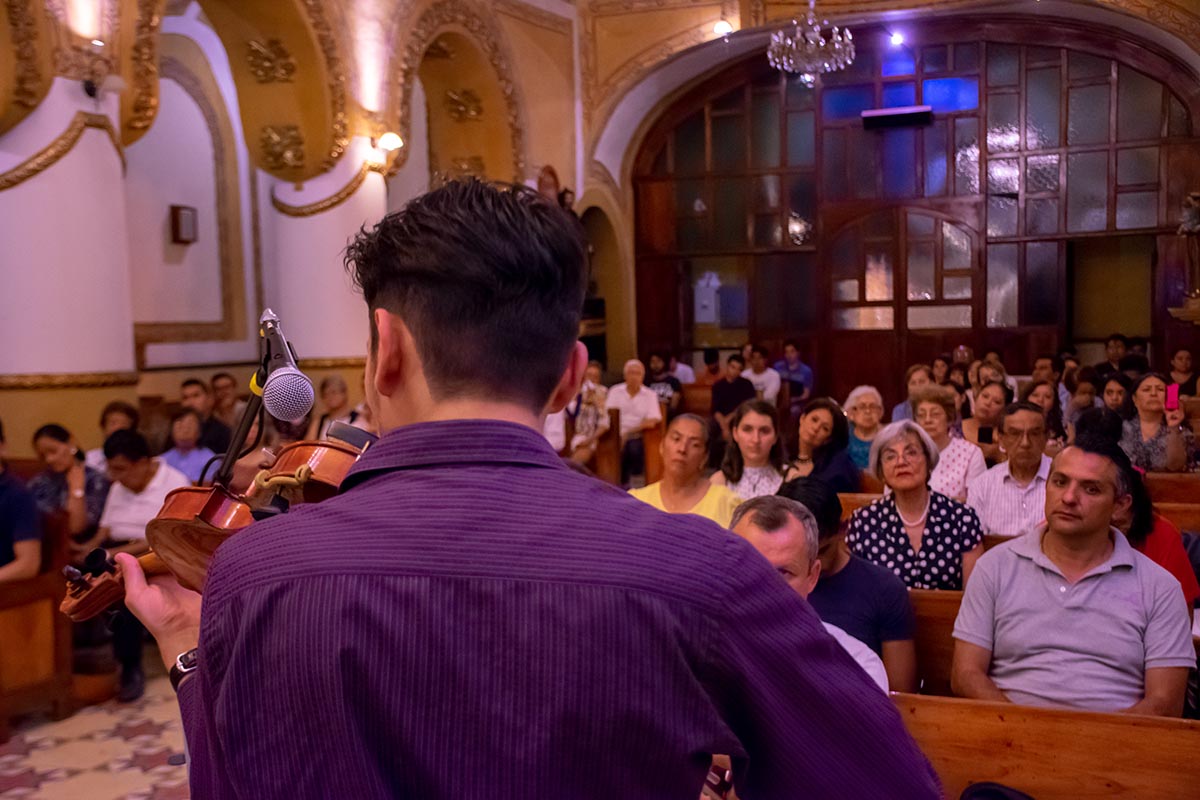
[247,38,296,83]
[122,0,165,143]
[261,124,305,171]
[390,0,528,181]
[296,357,366,370]
[6,0,43,107]
[445,89,483,121]
[0,371,139,390]
[0,111,123,191]
[299,0,350,172]
[270,160,386,217]
[494,0,573,35]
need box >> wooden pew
[0,513,73,742]
[837,492,882,521]
[892,692,1200,799]
[909,588,963,697]
[591,410,621,485]
[642,402,669,485]
[1144,472,1200,503]
[982,533,1015,551]
[680,383,712,417]
[1157,503,1200,533]
[5,458,42,484]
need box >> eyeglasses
[881,446,925,465]
[1000,428,1046,443]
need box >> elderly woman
[711,400,787,500]
[911,385,986,502]
[961,380,1007,465]
[844,385,884,470]
[846,420,984,590]
[28,424,110,545]
[1120,373,1195,472]
[782,398,861,493]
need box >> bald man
[605,359,663,486]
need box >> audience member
[773,340,814,403]
[1074,407,1124,445]
[978,360,1017,403]
[306,375,365,440]
[28,424,110,546]
[961,380,1007,465]
[629,414,741,526]
[1113,468,1200,611]
[731,496,888,692]
[1020,379,1068,454]
[1031,353,1070,413]
[85,401,139,472]
[565,361,609,464]
[740,342,754,364]
[711,354,757,443]
[91,430,191,701]
[647,351,683,416]
[180,378,233,454]
[890,365,934,422]
[912,385,986,502]
[952,438,1193,715]
[1120,372,1195,472]
[694,348,721,387]
[947,363,972,418]
[667,351,695,384]
[711,400,787,500]
[966,403,1052,538]
[952,345,974,365]
[160,409,216,483]
[780,479,917,692]
[966,359,983,402]
[847,421,984,590]
[1095,333,1128,377]
[1101,373,1131,415]
[741,345,781,404]
[1168,348,1197,397]
[931,354,951,385]
[1120,353,1151,379]
[1064,366,1101,426]
[844,386,884,471]
[605,359,663,486]
[210,372,246,430]
[783,398,861,493]
[0,417,41,584]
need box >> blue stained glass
[883,82,917,108]
[882,46,916,77]
[822,85,875,121]
[923,78,979,113]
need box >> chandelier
[767,0,855,87]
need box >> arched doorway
[581,206,626,370]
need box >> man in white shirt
[741,345,782,405]
[966,403,1052,538]
[668,352,696,384]
[732,496,889,692]
[605,359,663,486]
[84,429,191,702]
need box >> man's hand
[116,553,202,670]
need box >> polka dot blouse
[846,491,983,590]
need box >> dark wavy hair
[32,424,85,463]
[1019,379,1066,440]
[720,400,788,484]
[798,397,850,467]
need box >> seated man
[731,495,888,691]
[773,339,814,404]
[604,359,662,486]
[966,402,1052,538]
[0,417,41,584]
[952,437,1194,716]
[629,414,741,527]
[694,348,722,387]
[668,351,695,384]
[180,378,233,455]
[780,478,917,692]
[742,345,782,405]
[647,351,683,417]
[712,354,757,442]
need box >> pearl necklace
[897,496,931,528]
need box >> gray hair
[844,385,883,412]
[668,413,710,451]
[730,496,820,565]
[867,420,940,481]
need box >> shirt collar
[1010,523,1137,577]
[341,419,564,491]
[1001,454,1051,485]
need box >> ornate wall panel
[0,111,123,190]
[118,0,167,145]
[0,0,55,135]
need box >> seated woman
[911,385,986,502]
[1063,366,1100,427]
[847,421,984,590]
[931,354,951,385]
[161,409,216,484]
[28,424,111,547]
[306,375,364,440]
[844,386,884,471]
[1120,372,1195,472]
[782,398,861,493]
[1168,348,1197,397]
[1021,379,1070,454]
[960,380,1007,466]
[1102,373,1131,415]
[710,400,787,500]
[890,365,934,422]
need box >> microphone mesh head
[263,367,315,422]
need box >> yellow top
[628,482,743,528]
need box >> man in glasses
[966,402,1051,538]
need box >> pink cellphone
[1166,383,1180,411]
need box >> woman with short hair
[846,421,984,590]
[844,386,884,471]
[711,400,787,500]
[1119,373,1194,472]
[911,385,986,502]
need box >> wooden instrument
[60,549,169,622]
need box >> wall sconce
[714,19,733,37]
[374,131,404,152]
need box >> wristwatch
[169,648,199,692]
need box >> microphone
[257,309,315,421]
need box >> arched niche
[580,205,626,367]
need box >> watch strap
[169,648,199,692]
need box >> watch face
[177,648,199,671]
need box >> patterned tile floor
[0,676,188,799]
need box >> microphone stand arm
[212,366,266,489]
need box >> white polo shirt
[99,459,191,542]
[605,383,662,439]
[741,367,782,404]
[965,455,1052,538]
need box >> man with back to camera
[119,180,939,799]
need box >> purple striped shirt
[179,419,939,798]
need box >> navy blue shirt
[808,554,915,654]
[179,419,939,799]
[0,471,41,568]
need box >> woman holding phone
[1119,373,1194,472]
[960,380,1006,466]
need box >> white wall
[386,77,430,214]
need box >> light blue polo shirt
[953,526,1195,712]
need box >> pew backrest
[1157,502,1200,533]
[909,588,963,697]
[1144,472,1200,504]
[892,692,1200,799]
[680,383,712,417]
[837,492,882,521]
[591,409,621,485]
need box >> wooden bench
[642,401,669,485]
[1158,503,1200,532]
[909,588,962,697]
[5,458,42,484]
[1,513,73,742]
[837,492,882,520]
[892,692,1200,799]
[680,383,712,417]
[591,409,621,485]
[1145,472,1200,503]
